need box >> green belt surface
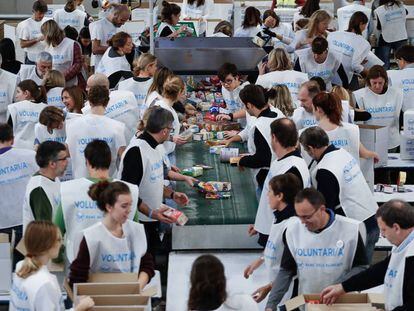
[175,141,258,226]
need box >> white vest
[286,215,360,294]
[255,71,308,107]
[156,22,176,37]
[221,82,249,114]
[337,3,371,38]
[313,148,378,222]
[0,70,17,123]
[83,90,139,142]
[96,47,131,77]
[84,220,147,273]
[153,99,180,155]
[255,154,310,234]
[8,100,47,150]
[145,91,161,108]
[16,17,46,62]
[118,77,153,118]
[61,177,138,262]
[17,65,43,86]
[34,123,67,145]
[23,174,61,230]
[45,37,78,87]
[10,262,64,311]
[297,48,342,90]
[46,87,65,109]
[388,67,414,112]
[353,86,403,148]
[118,137,164,222]
[384,230,414,311]
[53,8,87,33]
[291,107,318,130]
[327,31,371,82]
[65,114,126,179]
[375,4,407,43]
[326,123,360,163]
[0,148,38,229]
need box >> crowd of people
[0,0,414,310]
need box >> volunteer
[256,48,308,106]
[118,53,157,118]
[292,81,320,130]
[294,37,349,90]
[34,106,67,148]
[65,85,126,179]
[245,173,302,304]
[0,55,18,123]
[299,126,379,261]
[10,221,94,311]
[321,199,414,311]
[353,65,403,150]
[78,27,92,57]
[291,10,331,50]
[188,254,259,311]
[234,6,261,37]
[96,32,133,88]
[119,107,188,256]
[258,10,294,52]
[17,0,48,65]
[0,123,38,267]
[156,1,191,38]
[236,85,283,192]
[8,79,47,149]
[62,86,84,114]
[153,75,188,158]
[312,92,378,163]
[388,45,414,112]
[254,118,310,245]
[145,67,174,108]
[182,0,211,36]
[265,188,368,311]
[17,52,52,86]
[267,85,294,117]
[0,38,22,74]
[337,0,371,38]
[43,70,65,109]
[83,74,139,142]
[327,12,371,90]
[23,141,67,230]
[41,20,83,88]
[374,0,408,69]
[54,140,139,262]
[53,0,88,33]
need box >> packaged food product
[163,209,188,226]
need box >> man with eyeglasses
[265,188,368,311]
[299,126,379,263]
[23,141,68,230]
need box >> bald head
[271,118,298,149]
[87,74,110,92]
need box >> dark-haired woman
[259,10,294,52]
[0,38,22,74]
[188,254,258,311]
[327,11,371,90]
[8,79,47,149]
[182,0,211,35]
[156,1,191,38]
[234,6,261,37]
[293,0,320,26]
[69,180,154,288]
[374,0,408,69]
[96,31,133,88]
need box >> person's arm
[20,38,42,49]
[285,166,304,188]
[138,252,155,289]
[92,39,108,55]
[64,42,82,81]
[29,187,53,221]
[69,237,90,288]
[239,128,272,169]
[359,142,379,162]
[294,58,302,72]
[121,147,144,186]
[53,203,66,236]
[336,64,349,89]
[315,169,340,210]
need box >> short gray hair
[36,51,52,63]
[87,73,110,90]
[299,126,329,149]
[146,107,174,134]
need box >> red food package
[163,209,188,226]
[204,113,216,122]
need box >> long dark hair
[188,0,205,7]
[188,255,227,310]
[242,6,261,28]
[0,38,16,62]
[161,1,181,24]
[379,0,401,7]
[18,80,47,103]
[346,11,368,35]
[300,0,320,18]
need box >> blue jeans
[375,38,407,70]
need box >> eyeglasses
[297,208,319,221]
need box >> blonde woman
[43,70,65,109]
[291,10,331,50]
[118,53,158,117]
[10,220,94,311]
[267,85,294,117]
[256,48,308,106]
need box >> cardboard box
[284,293,385,311]
[359,124,388,167]
[403,110,414,137]
[0,233,11,293]
[401,131,414,160]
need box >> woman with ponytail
[96,31,133,88]
[69,180,154,289]
[188,254,258,311]
[156,1,192,38]
[7,79,47,149]
[10,220,94,311]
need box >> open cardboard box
[283,293,385,311]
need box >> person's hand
[244,258,263,279]
[320,284,345,305]
[183,17,191,21]
[173,191,189,206]
[224,130,239,139]
[171,165,181,173]
[152,205,176,224]
[173,135,188,145]
[371,152,380,164]
[37,35,45,42]
[252,284,272,303]
[247,224,257,236]
[75,296,95,311]
[258,62,267,75]
[184,176,198,187]
[221,139,231,147]
[216,114,231,121]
